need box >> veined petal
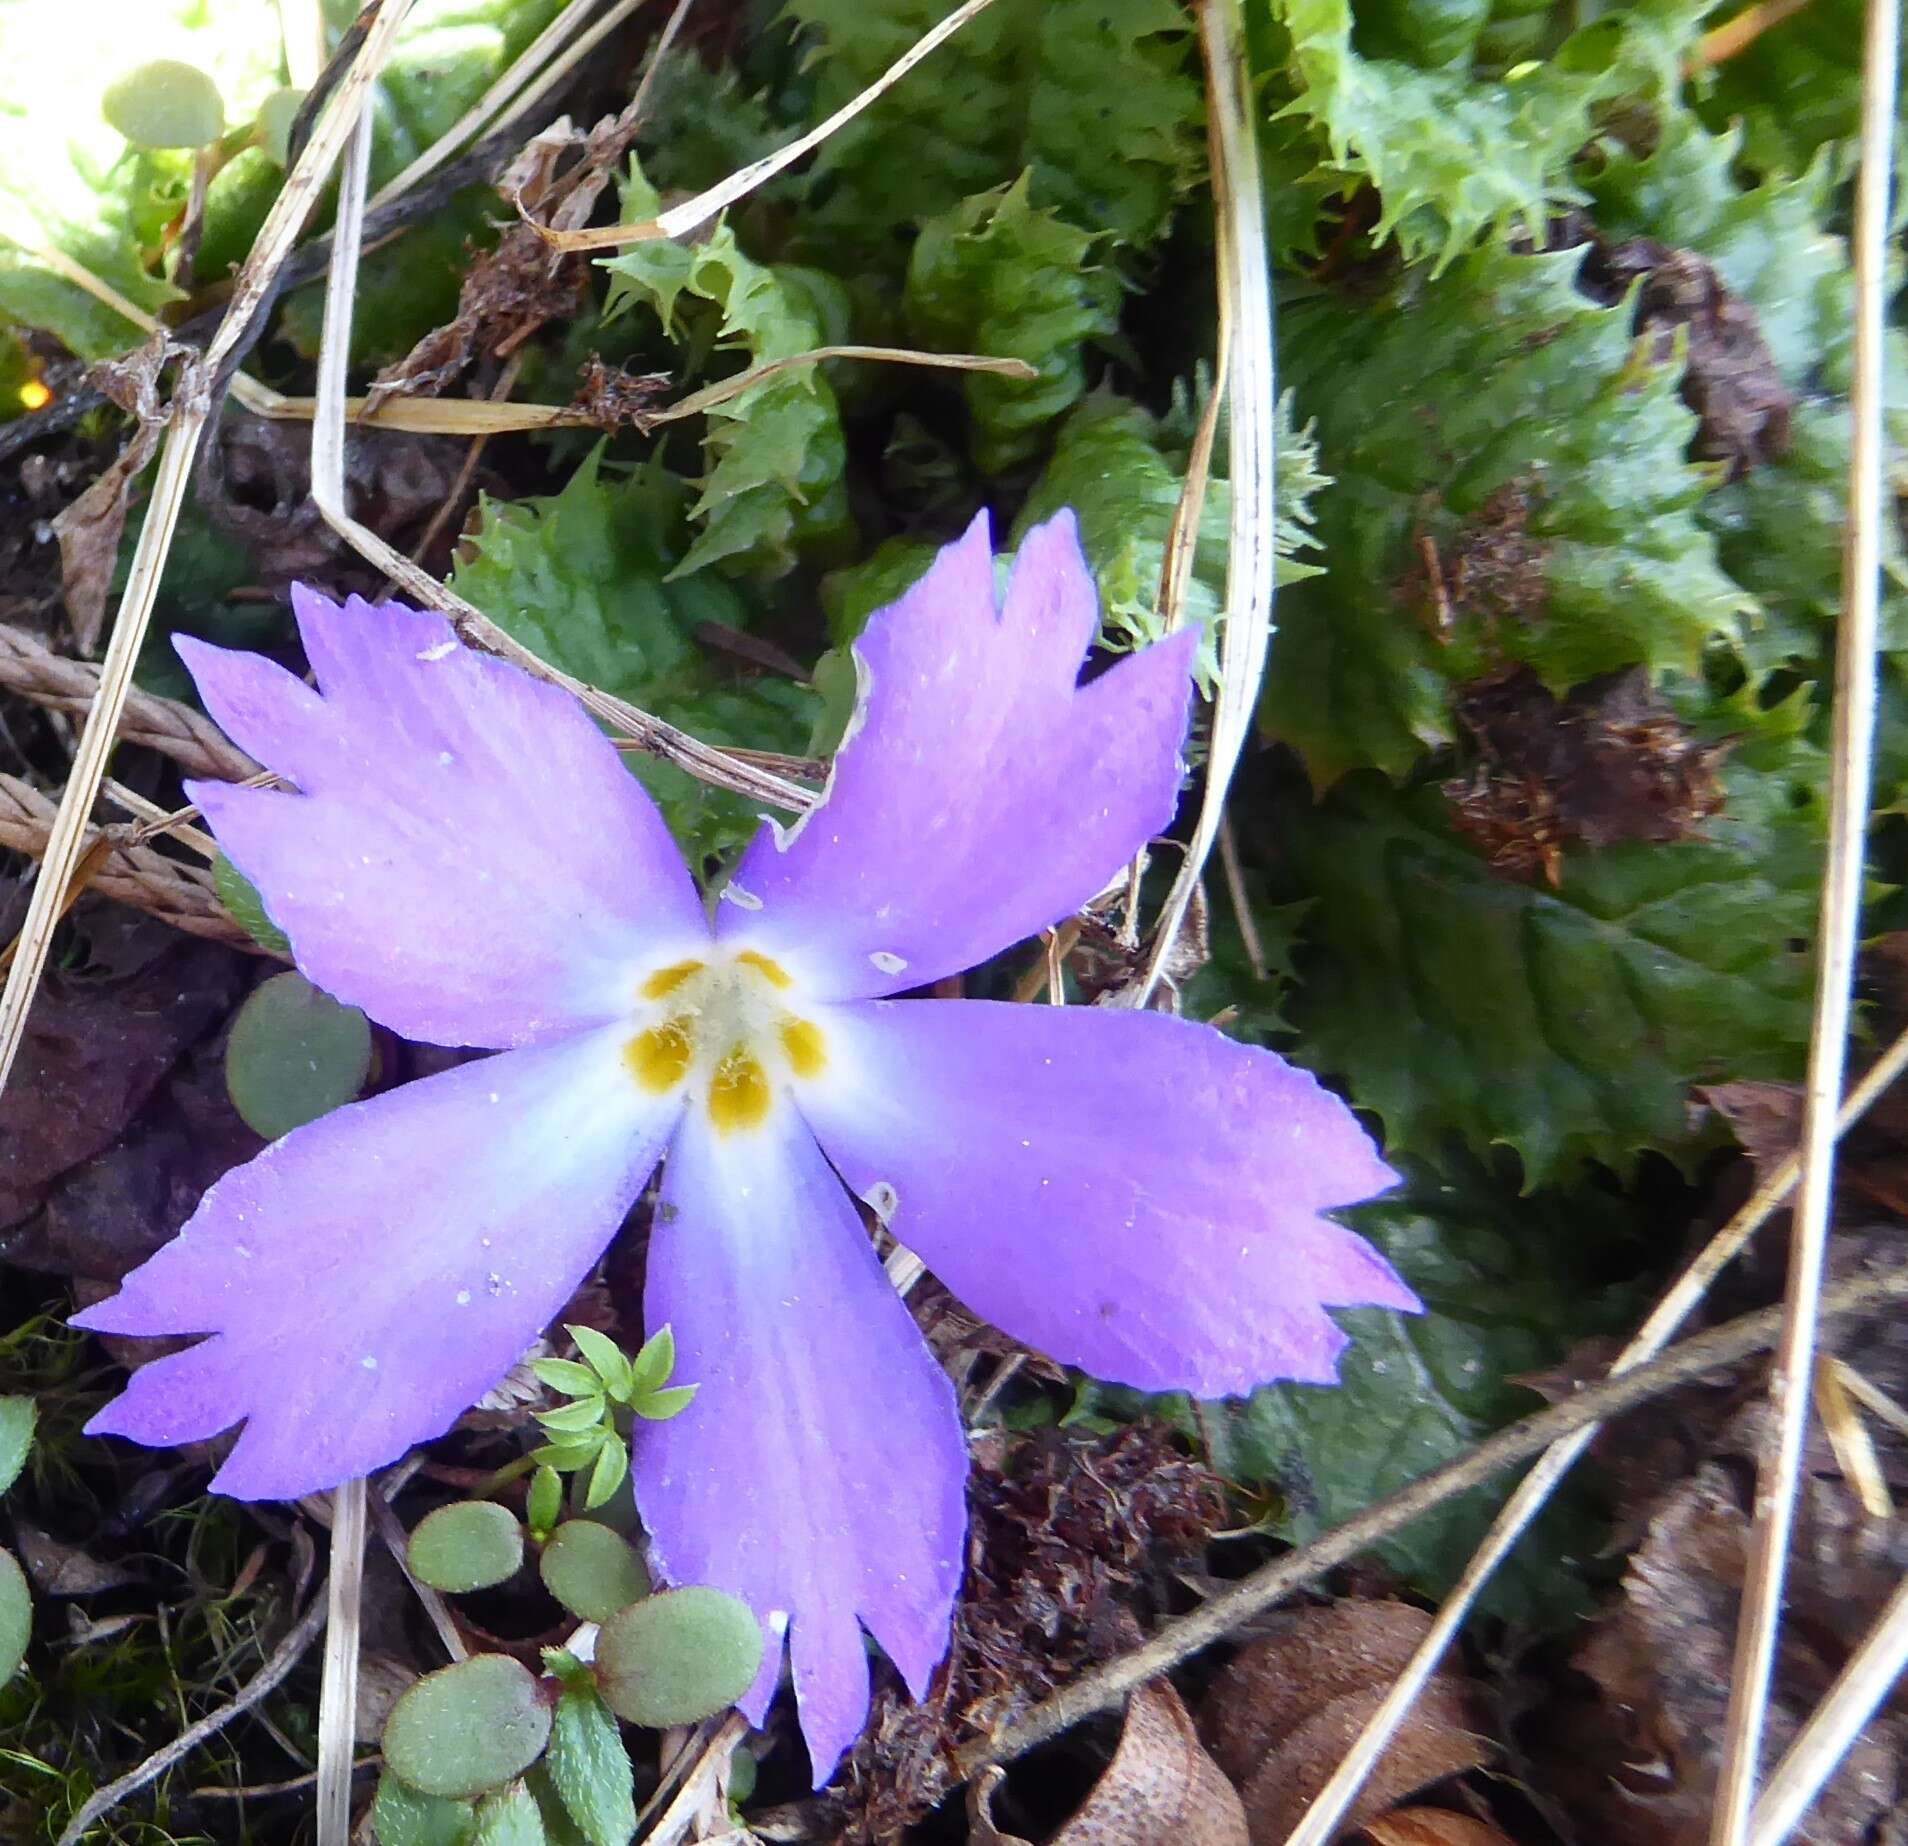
[796,1000,1416,1396]
[718,512,1194,999]
[75,1030,677,1498]
[179,589,708,1049]
[634,1104,966,1786]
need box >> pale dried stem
[0,624,259,781]
[0,0,418,1104]
[1135,0,1271,1008]
[0,775,258,949]
[1750,1568,1908,1842]
[99,780,219,862]
[953,1260,1908,1781]
[1279,1019,1908,1846]
[318,1479,368,1846]
[1688,0,1817,68]
[537,0,1002,251]
[636,1710,750,1846]
[1709,0,1899,1830]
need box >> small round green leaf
[0,1546,30,1684]
[0,1395,35,1497]
[538,1520,647,1624]
[102,59,224,148]
[255,87,305,166]
[594,1589,762,1729]
[382,1656,552,1798]
[225,971,372,1140]
[408,1502,525,1595]
[372,1773,477,1846]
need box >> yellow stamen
[640,958,706,1000]
[708,1045,771,1132]
[625,1016,694,1092]
[779,1017,827,1079]
[733,949,792,989]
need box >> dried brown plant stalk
[0,625,258,782]
[0,774,262,951]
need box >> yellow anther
[640,958,707,1000]
[733,949,792,989]
[625,1016,694,1092]
[708,1045,771,1132]
[779,1016,827,1079]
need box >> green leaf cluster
[904,176,1122,476]
[782,0,1204,263]
[529,1324,695,1514]
[602,161,855,579]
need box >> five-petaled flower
[73,509,1417,1781]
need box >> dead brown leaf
[1443,667,1728,886]
[1576,235,1794,480]
[15,1520,142,1595]
[1359,1810,1516,1846]
[1200,1602,1493,1844]
[969,1681,1248,1845]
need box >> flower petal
[718,512,1195,998]
[797,1000,1416,1396]
[74,1030,677,1498]
[180,589,708,1048]
[634,1104,966,1785]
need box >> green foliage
[381,1656,553,1799]
[213,855,292,957]
[1262,0,1698,267]
[448,446,816,861]
[528,1324,695,1513]
[407,1502,526,1595]
[1275,693,1823,1185]
[603,161,854,579]
[1198,1156,1638,1623]
[783,0,1203,262]
[374,1775,479,1846]
[544,1680,635,1846]
[474,1787,547,1846]
[593,1589,764,1729]
[223,972,373,1142]
[0,1398,35,1498]
[1580,116,1908,667]
[1690,0,1868,181]
[539,1521,649,1625]
[903,177,1121,475]
[0,1541,26,1687]
[100,60,224,150]
[1015,388,1328,686]
[1262,244,1750,785]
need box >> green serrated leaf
[1263,0,1700,268]
[545,1682,635,1846]
[565,1326,634,1402]
[903,175,1120,475]
[1274,692,1822,1184]
[630,1385,697,1424]
[0,1397,35,1498]
[1262,242,1751,786]
[372,1774,478,1846]
[602,163,854,578]
[784,0,1202,262]
[1198,1155,1639,1624]
[532,1440,604,1472]
[625,1325,675,1401]
[531,1359,603,1399]
[582,1439,629,1513]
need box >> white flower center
[623,951,826,1132]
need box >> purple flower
[73,510,1416,1781]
